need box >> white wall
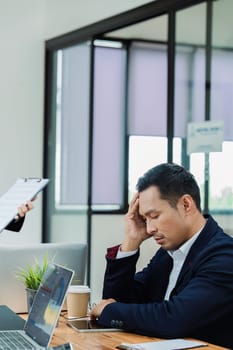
[0,0,46,244]
[44,0,154,39]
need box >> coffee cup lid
[68,285,91,293]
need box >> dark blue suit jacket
[98,215,233,348]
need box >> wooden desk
[20,314,229,350]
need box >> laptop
[0,263,74,349]
[0,305,25,330]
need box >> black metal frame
[203,1,213,214]
[45,0,205,51]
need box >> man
[90,163,233,348]
[5,201,34,231]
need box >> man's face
[138,186,191,251]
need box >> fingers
[127,193,140,218]
[129,192,139,208]
[25,200,34,210]
[16,201,34,219]
[124,192,148,249]
[89,299,116,318]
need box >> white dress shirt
[117,228,204,300]
[164,229,202,300]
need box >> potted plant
[16,253,50,312]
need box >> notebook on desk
[0,263,74,349]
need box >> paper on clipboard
[0,177,49,233]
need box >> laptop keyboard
[0,331,37,349]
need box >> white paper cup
[67,285,91,318]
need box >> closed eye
[151,214,159,219]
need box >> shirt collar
[168,226,204,259]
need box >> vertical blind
[128,42,168,136]
[92,46,126,206]
[58,43,91,206]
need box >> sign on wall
[187,120,224,154]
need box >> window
[53,41,127,211]
[128,136,167,200]
[209,142,233,211]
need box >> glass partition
[209,0,233,211]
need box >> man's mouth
[154,236,165,245]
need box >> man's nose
[146,220,157,235]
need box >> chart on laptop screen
[25,264,73,347]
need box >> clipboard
[0,177,49,233]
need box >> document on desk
[117,338,207,350]
[0,177,49,233]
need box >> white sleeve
[116,246,138,259]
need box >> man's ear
[181,194,193,213]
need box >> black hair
[136,163,201,211]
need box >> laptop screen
[24,263,74,347]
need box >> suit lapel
[153,250,173,300]
[171,215,218,294]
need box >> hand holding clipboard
[0,177,49,233]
